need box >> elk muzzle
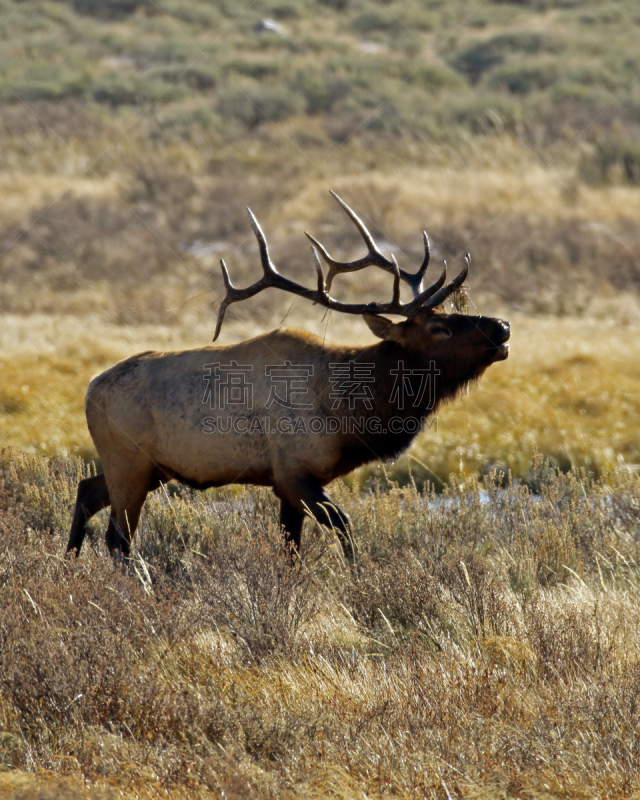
[486,319,511,362]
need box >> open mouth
[492,343,510,361]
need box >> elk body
[67,193,510,561]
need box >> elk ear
[363,313,403,342]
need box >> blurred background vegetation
[1,0,640,483]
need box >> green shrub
[131,37,202,66]
[160,0,222,26]
[92,72,189,106]
[579,9,623,25]
[156,104,224,137]
[144,64,217,90]
[491,0,551,7]
[217,85,305,127]
[551,81,611,106]
[406,63,462,92]
[402,7,436,31]
[5,75,89,102]
[72,0,152,18]
[350,11,404,36]
[318,0,349,9]
[451,31,551,83]
[292,68,349,114]
[489,57,560,94]
[444,93,521,134]
[267,3,300,19]
[561,63,619,91]
[225,58,285,81]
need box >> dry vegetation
[2,0,640,796]
[2,452,640,798]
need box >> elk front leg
[308,489,354,563]
[276,477,355,563]
[279,499,305,554]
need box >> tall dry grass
[2,452,640,798]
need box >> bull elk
[67,192,510,561]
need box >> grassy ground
[2,453,640,798]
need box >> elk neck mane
[272,328,488,469]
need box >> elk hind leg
[105,497,147,559]
[67,473,110,557]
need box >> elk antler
[212,200,470,341]
[305,191,431,297]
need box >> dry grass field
[2,0,640,797]
[2,454,640,799]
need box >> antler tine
[421,256,470,311]
[311,246,328,297]
[219,256,232,291]
[390,254,401,307]
[306,192,436,298]
[213,253,272,341]
[329,190,385,258]
[401,230,432,297]
[212,210,282,341]
[402,262,447,317]
[417,231,430,288]
[305,191,394,291]
[425,259,446,298]
[213,259,235,341]
[246,207,279,279]
[304,232,392,292]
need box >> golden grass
[0,172,122,226]
[2,311,639,484]
[288,141,640,233]
[408,314,640,484]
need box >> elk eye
[430,324,451,338]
